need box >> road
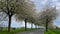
[16,29,44,34]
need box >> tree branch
[1,7,8,15]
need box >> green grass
[45,30,56,34]
[0,28,38,34]
[45,29,60,34]
[52,29,60,34]
[0,28,25,34]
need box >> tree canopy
[38,5,58,31]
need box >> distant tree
[48,21,55,29]
[56,26,60,29]
[38,6,58,32]
[15,0,36,31]
[0,12,7,31]
[27,12,37,29]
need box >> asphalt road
[16,29,44,34]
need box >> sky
[0,0,60,28]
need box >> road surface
[16,29,44,34]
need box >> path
[16,29,44,34]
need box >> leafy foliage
[38,6,58,26]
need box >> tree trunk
[46,18,49,32]
[35,25,37,28]
[8,16,12,32]
[46,23,48,31]
[31,23,33,29]
[24,18,27,31]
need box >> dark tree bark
[8,15,12,32]
[24,18,27,31]
[46,22,48,32]
[46,18,49,32]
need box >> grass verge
[45,29,60,34]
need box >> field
[45,29,60,34]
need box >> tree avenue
[0,0,36,32]
[15,0,36,31]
